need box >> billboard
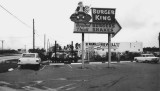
[74,22,115,34]
[91,8,116,23]
[74,19,121,34]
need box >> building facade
[78,42,143,57]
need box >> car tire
[154,61,158,64]
[145,60,148,63]
[35,64,40,70]
[20,65,24,69]
[135,59,138,62]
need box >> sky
[0,0,160,50]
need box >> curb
[89,62,103,64]
[49,63,65,65]
[71,63,82,64]
[49,61,135,65]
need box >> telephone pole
[71,41,73,60]
[33,19,35,50]
[24,45,26,53]
[47,39,49,52]
[158,33,160,62]
[44,34,46,50]
[0,40,4,50]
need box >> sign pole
[108,33,111,67]
[82,33,85,68]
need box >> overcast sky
[0,0,159,50]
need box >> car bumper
[18,62,40,65]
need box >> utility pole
[24,45,26,53]
[47,39,49,52]
[159,32,160,62]
[33,19,35,51]
[44,34,46,50]
[71,41,73,62]
[55,41,57,62]
[0,40,4,50]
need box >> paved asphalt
[0,62,159,91]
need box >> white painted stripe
[120,61,132,63]
[40,65,46,71]
[105,61,134,63]
[111,62,118,63]
[50,63,64,65]
[51,78,67,81]
[67,64,72,68]
[89,62,102,64]
[66,86,77,90]
[56,83,76,90]
[48,61,135,65]
[71,63,82,64]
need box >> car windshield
[146,55,154,57]
[22,54,35,58]
[52,53,67,57]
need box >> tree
[49,43,62,52]
[28,48,47,61]
[75,43,80,49]
[143,47,159,53]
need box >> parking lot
[0,62,159,91]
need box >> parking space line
[40,65,46,71]
[66,86,77,90]
[71,63,82,64]
[56,83,76,90]
[50,63,65,65]
[67,64,72,68]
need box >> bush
[0,50,18,54]
[89,52,141,62]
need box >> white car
[18,53,41,68]
[134,54,159,63]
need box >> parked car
[134,54,159,63]
[18,53,41,69]
[51,52,78,63]
[51,52,67,63]
[66,53,78,63]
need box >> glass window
[146,55,154,57]
[36,54,40,58]
[22,54,35,58]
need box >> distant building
[17,49,26,53]
[78,42,143,57]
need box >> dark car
[66,53,78,63]
[51,52,67,63]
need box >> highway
[0,54,21,63]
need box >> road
[0,62,159,91]
[0,55,21,63]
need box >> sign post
[108,34,112,67]
[82,33,85,68]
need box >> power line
[0,3,44,48]
[0,3,32,29]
